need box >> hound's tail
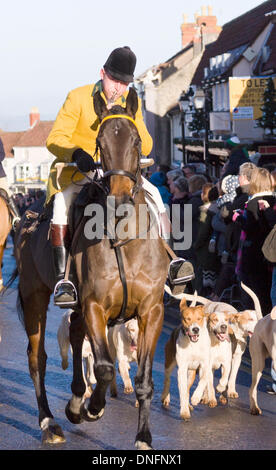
[241,282,262,320]
[164,284,209,305]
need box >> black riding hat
[103,46,136,84]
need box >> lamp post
[193,89,210,162]
[178,90,192,165]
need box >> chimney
[29,106,40,127]
[181,7,222,49]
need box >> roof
[15,121,53,147]
[260,20,276,73]
[0,131,25,157]
[0,120,54,157]
[192,0,276,85]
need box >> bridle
[96,114,141,195]
[94,113,145,326]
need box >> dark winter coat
[223,146,250,177]
[234,191,276,314]
[180,190,202,261]
[193,203,221,272]
[169,194,190,257]
[222,185,250,261]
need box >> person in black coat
[181,174,207,292]
[169,175,190,258]
[233,167,276,315]
[222,162,256,263]
[223,136,250,177]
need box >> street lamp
[193,88,211,163]
[178,89,193,165]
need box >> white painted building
[0,108,54,194]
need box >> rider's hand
[72,148,96,172]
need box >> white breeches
[52,175,166,226]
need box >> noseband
[97,114,141,186]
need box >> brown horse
[0,196,12,291]
[13,87,169,449]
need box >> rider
[0,137,21,227]
[46,46,193,307]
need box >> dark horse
[13,88,169,449]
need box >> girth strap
[108,242,128,327]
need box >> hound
[161,298,211,420]
[57,310,96,397]
[249,306,276,415]
[108,317,139,399]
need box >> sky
[0,0,266,131]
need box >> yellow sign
[229,77,276,120]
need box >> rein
[97,113,142,326]
[98,113,141,193]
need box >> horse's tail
[16,288,25,328]
[0,267,19,296]
[0,267,25,327]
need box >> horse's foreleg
[135,303,164,451]
[65,310,87,424]
[23,289,65,444]
[80,302,114,422]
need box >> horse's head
[94,88,141,207]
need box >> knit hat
[221,174,239,195]
[226,136,240,147]
[104,46,136,83]
[217,175,239,208]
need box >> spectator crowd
[146,138,276,318]
[13,190,46,216]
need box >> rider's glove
[72,148,96,172]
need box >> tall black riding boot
[50,223,78,308]
[7,196,21,229]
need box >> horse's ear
[93,91,109,121]
[126,87,138,118]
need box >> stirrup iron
[53,279,78,308]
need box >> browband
[99,114,138,130]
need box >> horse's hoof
[65,401,84,424]
[41,420,65,444]
[80,401,105,422]
[135,440,153,450]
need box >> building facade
[0,108,54,194]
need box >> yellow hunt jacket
[46,81,153,204]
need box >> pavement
[1,236,276,452]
